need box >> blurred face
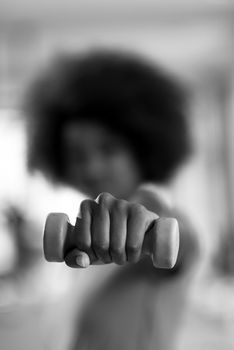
[62,121,142,199]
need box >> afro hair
[25,49,191,185]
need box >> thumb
[64,248,90,268]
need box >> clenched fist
[65,192,159,268]
[44,189,179,269]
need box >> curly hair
[24,49,191,185]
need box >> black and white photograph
[0,1,233,349]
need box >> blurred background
[0,1,234,349]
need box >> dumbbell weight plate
[43,213,70,262]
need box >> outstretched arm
[44,184,198,274]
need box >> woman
[25,49,199,350]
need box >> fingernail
[76,254,90,268]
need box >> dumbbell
[43,213,179,269]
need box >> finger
[64,249,90,268]
[109,199,128,265]
[95,192,115,206]
[92,194,113,263]
[126,204,150,263]
[73,199,96,262]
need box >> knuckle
[93,241,109,252]
[97,192,114,207]
[130,203,146,216]
[110,245,126,265]
[127,243,141,255]
[80,199,93,213]
[110,245,124,256]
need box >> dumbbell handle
[43,213,179,269]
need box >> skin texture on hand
[64,192,158,268]
[64,185,199,273]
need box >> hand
[65,192,158,268]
